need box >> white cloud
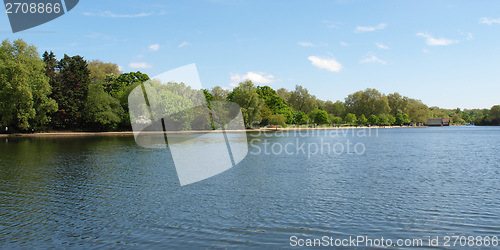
[459,31,474,41]
[148,44,160,51]
[230,72,275,86]
[178,41,190,48]
[298,41,315,47]
[355,23,387,33]
[129,62,153,69]
[375,42,389,50]
[340,41,349,46]
[118,65,124,72]
[83,11,153,18]
[416,32,458,46]
[308,56,343,72]
[479,17,500,25]
[360,54,386,64]
[322,20,339,28]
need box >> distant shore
[0,125,428,138]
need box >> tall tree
[287,85,318,114]
[87,60,121,85]
[0,39,57,131]
[257,85,293,123]
[227,80,264,127]
[50,54,90,129]
[387,92,409,117]
[209,86,230,101]
[407,99,430,124]
[325,100,345,117]
[345,88,389,117]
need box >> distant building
[426,118,450,126]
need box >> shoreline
[0,125,427,138]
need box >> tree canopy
[1,39,498,132]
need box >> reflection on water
[1,127,500,248]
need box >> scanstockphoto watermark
[248,127,379,159]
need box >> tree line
[0,39,498,132]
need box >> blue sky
[1,0,499,109]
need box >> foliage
[257,85,293,123]
[0,39,57,131]
[85,84,124,131]
[345,88,389,117]
[314,110,329,124]
[367,114,379,125]
[227,80,264,128]
[292,110,309,125]
[345,113,357,124]
[329,114,342,125]
[3,39,499,133]
[287,85,318,114]
[47,54,91,129]
[269,114,287,127]
[209,86,229,101]
[88,60,120,85]
[395,113,410,125]
[357,114,368,125]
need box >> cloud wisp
[178,42,191,48]
[479,17,500,25]
[298,41,315,47]
[129,62,153,69]
[416,32,458,46]
[83,11,153,18]
[308,56,343,72]
[230,72,275,86]
[375,43,389,50]
[355,23,387,33]
[149,44,160,51]
[360,54,386,64]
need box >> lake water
[1,127,499,248]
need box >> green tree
[85,84,124,131]
[202,89,216,109]
[407,99,430,124]
[314,110,329,124]
[396,113,410,125]
[388,92,409,117]
[358,114,368,125]
[276,88,291,101]
[388,114,396,125]
[292,110,309,125]
[88,60,121,85]
[287,85,318,114]
[209,86,229,101]
[461,112,471,123]
[329,115,342,125]
[257,85,293,123]
[345,113,357,124]
[107,71,150,99]
[269,114,287,127]
[345,88,389,117]
[451,114,464,124]
[367,114,379,125]
[259,104,273,126]
[0,39,57,131]
[325,100,345,117]
[49,54,90,129]
[227,80,264,127]
[378,114,389,125]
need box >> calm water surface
[1,127,499,248]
